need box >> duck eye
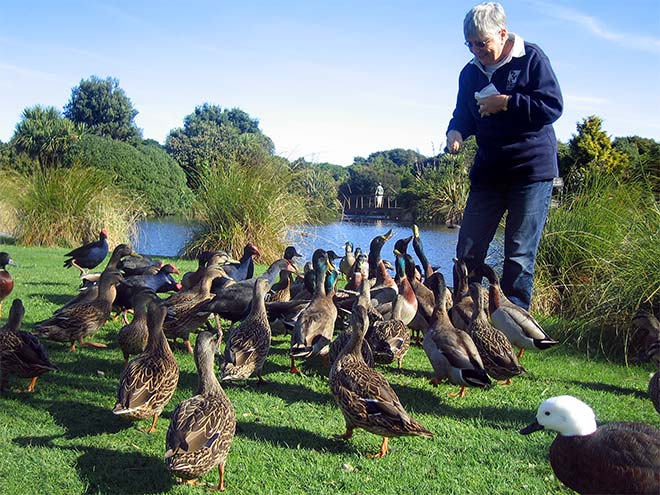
[544,411,550,416]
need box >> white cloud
[0,63,62,83]
[533,1,660,54]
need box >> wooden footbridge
[340,195,407,220]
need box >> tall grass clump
[183,159,308,262]
[0,165,145,248]
[406,159,470,226]
[534,172,660,356]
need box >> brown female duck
[113,299,179,432]
[0,299,57,392]
[467,282,525,384]
[221,277,272,383]
[163,264,227,354]
[521,395,660,494]
[117,289,159,368]
[422,273,490,397]
[165,330,236,491]
[34,270,126,351]
[329,303,433,458]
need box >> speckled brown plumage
[113,299,179,432]
[117,289,158,367]
[0,299,57,392]
[165,331,236,491]
[221,277,272,382]
[466,282,525,382]
[329,304,432,458]
[33,270,126,351]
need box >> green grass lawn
[0,243,658,495]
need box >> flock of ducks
[0,226,659,493]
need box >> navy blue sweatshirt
[447,40,563,184]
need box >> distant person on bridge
[445,2,562,310]
[375,182,384,208]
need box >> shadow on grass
[43,399,130,438]
[13,437,172,495]
[32,293,76,307]
[76,446,173,495]
[237,420,355,454]
[568,379,648,400]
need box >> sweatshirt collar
[470,33,525,74]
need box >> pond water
[133,217,504,283]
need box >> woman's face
[466,28,508,66]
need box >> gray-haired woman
[445,2,562,310]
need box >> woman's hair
[463,2,507,40]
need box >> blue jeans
[456,180,553,310]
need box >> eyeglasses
[464,38,491,49]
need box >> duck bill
[519,419,544,435]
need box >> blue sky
[1,0,659,165]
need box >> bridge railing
[341,194,399,210]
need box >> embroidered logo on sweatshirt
[506,70,521,90]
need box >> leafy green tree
[613,136,660,190]
[67,135,192,216]
[566,115,628,189]
[166,104,274,188]
[11,105,83,173]
[64,76,141,142]
[339,148,420,197]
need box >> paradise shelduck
[520,395,660,494]
[63,229,109,275]
[0,252,16,317]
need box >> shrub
[67,135,193,216]
[0,165,144,248]
[534,172,660,356]
[183,158,308,262]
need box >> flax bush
[183,158,308,262]
[534,173,660,356]
[0,165,144,248]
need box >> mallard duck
[34,270,127,351]
[480,263,558,358]
[113,299,179,432]
[449,258,473,331]
[650,371,660,415]
[267,268,294,303]
[368,229,394,282]
[165,330,236,491]
[163,264,227,354]
[520,395,660,494]
[289,250,338,373]
[181,251,231,291]
[366,255,413,369]
[412,224,434,283]
[0,252,16,317]
[422,273,490,397]
[221,277,272,383]
[117,289,159,368]
[0,299,57,392]
[632,309,660,367]
[222,243,261,282]
[339,242,356,279]
[467,282,525,384]
[203,258,297,324]
[63,228,109,275]
[329,303,433,458]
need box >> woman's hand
[476,94,511,117]
[446,130,463,154]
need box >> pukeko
[64,229,109,275]
[0,252,16,318]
